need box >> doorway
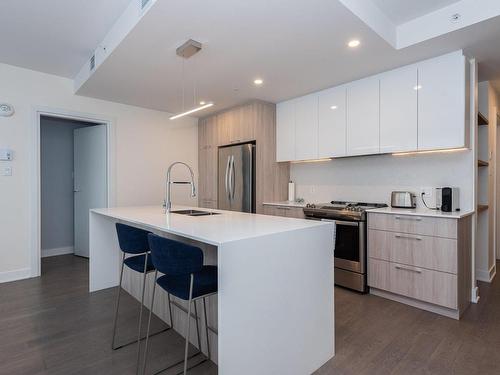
[35,110,111,277]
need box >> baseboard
[471,286,480,303]
[370,288,460,320]
[41,246,74,258]
[476,264,496,283]
[0,268,32,283]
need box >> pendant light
[169,39,213,120]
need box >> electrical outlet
[420,187,433,197]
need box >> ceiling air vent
[141,0,151,10]
[89,55,96,71]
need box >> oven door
[322,219,365,274]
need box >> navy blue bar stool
[142,234,218,375]
[113,224,171,372]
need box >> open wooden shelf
[478,159,489,167]
[477,204,489,212]
[478,112,489,126]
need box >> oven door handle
[329,220,359,226]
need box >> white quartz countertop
[91,205,329,246]
[367,206,474,219]
[262,201,308,208]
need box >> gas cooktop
[303,201,387,221]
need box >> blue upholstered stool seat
[124,254,155,273]
[157,266,217,300]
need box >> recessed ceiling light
[254,78,264,85]
[199,101,206,105]
[330,105,338,110]
[413,85,422,90]
[347,39,360,48]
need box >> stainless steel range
[303,201,387,293]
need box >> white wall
[40,117,95,255]
[0,62,198,282]
[290,151,474,211]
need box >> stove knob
[306,203,316,209]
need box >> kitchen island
[89,205,334,375]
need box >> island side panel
[217,224,335,375]
[89,211,121,292]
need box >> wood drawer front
[368,257,391,291]
[369,258,457,309]
[390,262,457,309]
[368,229,457,274]
[368,213,457,239]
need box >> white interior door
[74,125,107,257]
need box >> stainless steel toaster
[391,191,416,209]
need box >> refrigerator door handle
[230,155,236,200]
[225,155,231,201]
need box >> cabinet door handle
[395,265,422,274]
[395,216,422,221]
[395,234,422,241]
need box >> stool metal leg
[111,252,126,350]
[183,274,194,375]
[141,270,158,375]
[167,292,174,329]
[193,300,202,352]
[203,297,211,360]
[136,253,149,373]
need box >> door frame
[31,106,115,277]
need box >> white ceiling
[372,0,461,25]
[75,0,500,116]
[0,0,130,78]
[2,0,500,117]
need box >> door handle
[395,216,422,221]
[395,265,422,274]
[225,156,231,201]
[230,155,235,200]
[395,234,422,241]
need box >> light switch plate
[0,149,13,161]
[2,166,12,176]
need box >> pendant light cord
[182,57,185,112]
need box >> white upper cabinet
[347,76,380,156]
[275,50,468,161]
[318,86,347,158]
[380,66,418,153]
[276,99,296,162]
[417,51,466,150]
[295,93,319,160]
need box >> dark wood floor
[1,256,499,374]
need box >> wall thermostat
[0,103,14,117]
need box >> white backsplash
[290,151,474,211]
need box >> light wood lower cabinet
[369,258,457,309]
[368,229,457,274]
[367,212,472,319]
[263,205,305,219]
[368,212,456,239]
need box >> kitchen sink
[170,209,220,217]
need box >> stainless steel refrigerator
[218,143,255,213]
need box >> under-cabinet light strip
[392,147,468,156]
